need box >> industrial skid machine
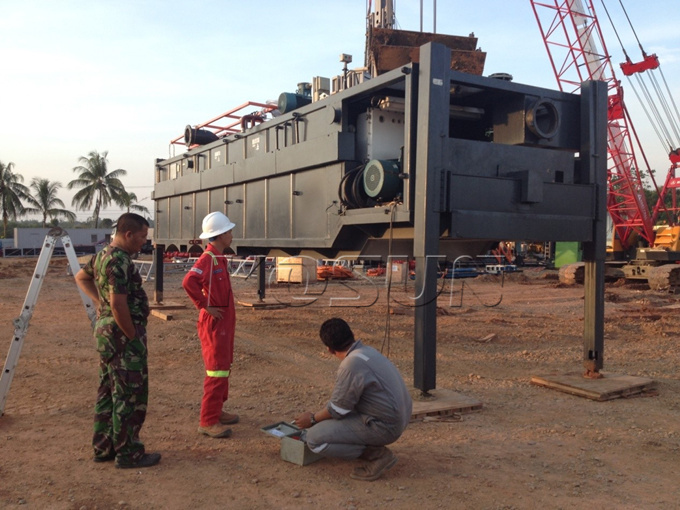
[152,14,608,393]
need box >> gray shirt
[327,341,412,432]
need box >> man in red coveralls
[182,212,239,438]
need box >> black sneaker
[115,452,161,469]
[93,451,117,463]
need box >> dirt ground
[1,255,679,510]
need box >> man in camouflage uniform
[75,213,161,469]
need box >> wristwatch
[310,413,317,425]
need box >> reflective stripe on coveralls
[205,251,219,265]
[206,370,231,377]
[205,251,219,308]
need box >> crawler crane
[531,0,680,290]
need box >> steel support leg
[154,244,165,304]
[579,80,608,376]
[257,255,266,302]
[413,43,451,394]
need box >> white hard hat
[199,211,236,239]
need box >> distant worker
[75,213,161,469]
[182,212,239,439]
[294,318,412,481]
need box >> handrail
[170,101,279,147]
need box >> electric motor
[362,159,401,201]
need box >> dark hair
[115,213,149,235]
[319,318,355,351]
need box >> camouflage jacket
[83,245,149,325]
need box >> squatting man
[294,317,412,481]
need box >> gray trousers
[302,412,402,460]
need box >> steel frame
[154,42,609,392]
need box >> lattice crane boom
[530,0,668,249]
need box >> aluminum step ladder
[0,228,97,415]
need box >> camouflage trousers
[93,321,148,463]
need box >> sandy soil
[1,256,679,510]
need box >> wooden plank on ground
[237,301,286,309]
[531,372,656,401]
[149,301,186,310]
[411,388,482,420]
[150,309,173,321]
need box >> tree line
[0,150,149,238]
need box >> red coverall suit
[182,244,235,427]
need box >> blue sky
[1,0,678,221]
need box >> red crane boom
[530,0,672,250]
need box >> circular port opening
[526,99,559,139]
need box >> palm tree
[0,161,33,238]
[25,178,77,227]
[116,190,150,216]
[67,150,126,228]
